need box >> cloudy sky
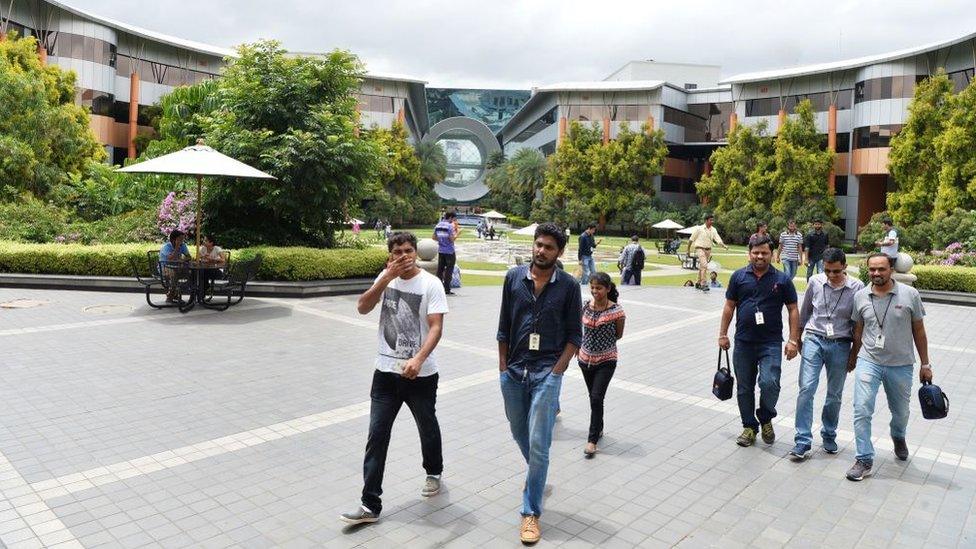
[67,0,976,88]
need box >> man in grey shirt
[846,253,932,481]
[790,248,864,461]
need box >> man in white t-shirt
[875,218,899,266]
[340,231,449,525]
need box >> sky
[65,0,976,89]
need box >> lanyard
[825,285,848,319]
[869,293,895,329]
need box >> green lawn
[458,260,511,271]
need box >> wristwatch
[921,363,933,370]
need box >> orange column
[127,73,140,159]
[777,109,786,133]
[827,104,837,193]
[729,112,738,133]
[602,117,610,144]
[646,115,655,132]
[37,45,48,65]
[557,116,567,145]
[396,109,405,124]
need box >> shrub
[912,265,976,293]
[0,197,69,242]
[506,214,530,228]
[0,241,388,281]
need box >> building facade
[499,35,976,239]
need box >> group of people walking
[339,217,931,545]
[720,235,931,482]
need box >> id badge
[825,324,835,337]
[754,312,765,325]
[529,333,541,351]
[875,334,885,349]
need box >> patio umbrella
[677,226,697,235]
[117,140,276,258]
[652,219,684,230]
[513,223,538,236]
[348,218,365,225]
[481,210,507,219]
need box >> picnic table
[131,252,262,313]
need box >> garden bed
[0,242,387,282]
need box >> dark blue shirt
[497,265,583,380]
[578,233,595,259]
[726,265,798,343]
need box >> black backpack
[631,246,646,271]
[712,348,734,401]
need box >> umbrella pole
[195,175,202,260]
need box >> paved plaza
[0,284,974,548]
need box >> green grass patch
[458,260,511,272]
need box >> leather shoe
[892,437,909,461]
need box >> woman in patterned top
[579,272,626,458]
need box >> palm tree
[509,148,547,199]
[414,141,447,186]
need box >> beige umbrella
[481,210,508,219]
[117,140,276,257]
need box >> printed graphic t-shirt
[375,269,449,377]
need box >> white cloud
[64,0,976,87]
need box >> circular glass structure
[422,117,500,202]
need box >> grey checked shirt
[800,273,864,340]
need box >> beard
[871,275,889,286]
[533,255,558,270]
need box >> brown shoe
[520,515,541,544]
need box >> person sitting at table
[198,234,227,293]
[159,230,191,302]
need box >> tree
[769,100,837,219]
[365,121,439,225]
[933,78,976,216]
[698,99,837,235]
[142,41,381,247]
[0,35,105,196]
[536,121,666,227]
[887,72,954,226]
[414,140,447,187]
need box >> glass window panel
[70,34,83,58]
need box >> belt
[809,332,852,344]
[695,247,711,250]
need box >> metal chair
[209,254,263,311]
[129,256,177,309]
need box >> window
[745,90,852,117]
[819,132,851,153]
[854,75,924,104]
[834,176,848,196]
[684,83,698,90]
[687,101,734,141]
[948,68,975,93]
[511,107,556,143]
[663,106,706,132]
[660,175,696,194]
[356,94,395,113]
[566,105,609,122]
[853,125,903,149]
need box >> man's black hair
[704,214,714,221]
[444,211,457,220]
[586,223,597,230]
[881,218,893,226]
[169,230,184,244]
[535,222,567,250]
[748,234,774,251]
[630,234,640,242]
[387,231,418,252]
[822,247,846,265]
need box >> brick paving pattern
[0,285,973,548]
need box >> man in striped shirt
[776,219,803,281]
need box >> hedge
[858,263,976,293]
[0,241,387,281]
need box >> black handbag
[712,348,734,401]
[918,380,948,420]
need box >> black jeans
[362,371,442,515]
[436,252,456,293]
[623,267,641,285]
[579,361,617,444]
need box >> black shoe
[892,437,909,461]
[339,506,378,525]
[846,459,873,481]
[445,290,455,295]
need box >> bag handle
[716,348,731,372]
[922,380,949,413]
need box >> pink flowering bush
[156,191,196,237]
[927,242,976,267]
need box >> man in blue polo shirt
[719,235,800,447]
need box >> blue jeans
[732,341,782,429]
[579,255,596,284]
[853,358,913,462]
[806,259,824,281]
[794,334,851,447]
[500,369,562,517]
[782,259,798,280]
